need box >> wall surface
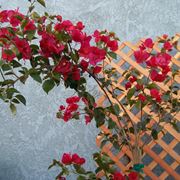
[0,0,179,179]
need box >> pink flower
[71,29,85,42]
[150,88,162,103]
[163,34,168,39]
[138,94,146,102]
[136,83,143,90]
[67,103,79,112]
[156,53,171,68]
[24,20,36,32]
[80,60,89,72]
[125,82,131,90]
[107,40,118,51]
[2,48,16,62]
[134,50,150,63]
[76,21,85,30]
[71,66,81,81]
[129,76,137,83]
[150,69,166,82]
[40,32,64,57]
[66,96,80,104]
[85,115,91,125]
[146,56,157,67]
[54,58,72,76]
[93,66,102,74]
[72,153,86,165]
[13,37,31,59]
[163,41,172,51]
[61,153,72,165]
[59,105,65,111]
[143,38,154,48]
[112,172,125,180]
[128,172,138,180]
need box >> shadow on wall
[0,161,25,180]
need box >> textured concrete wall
[0,0,179,179]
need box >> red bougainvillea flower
[66,96,81,104]
[72,153,86,165]
[146,56,157,67]
[138,94,146,102]
[58,177,66,180]
[8,9,24,27]
[100,35,110,44]
[150,88,162,103]
[125,82,131,90]
[66,103,79,112]
[134,49,150,63]
[80,60,89,72]
[24,20,36,32]
[80,46,106,66]
[163,41,172,51]
[2,48,16,62]
[150,69,166,82]
[59,105,65,111]
[163,34,168,39]
[63,111,72,122]
[135,83,143,90]
[71,66,81,81]
[129,76,137,83]
[156,53,171,68]
[85,115,91,125]
[61,153,72,165]
[93,66,102,74]
[55,20,74,31]
[107,40,118,51]
[143,38,154,48]
[13,36,31,59]
[56,15,62,22]
[93,30,101,43]
[71,29,85,42]
[76,21,85,30]
[128,172,138,180]
[82,97,89,105]
[40,32,64,57]
[112,171,125,180]
[61,153,85,166]
[0,10,9,22]
[54,58,72,77]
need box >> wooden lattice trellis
[96,34,180,180]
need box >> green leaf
[37,0,46,7]
[77,176,86,180]
[15,94,26,105]
[10,103,16,115]
[30,72,42,83]
[151,129,158,140]
[42,79,55,94]
[108,118,116,129]
[73,164,86,174]
[1,64,11,71]
[127,87,135,100]
[26,30,36,41]
[11,60,22,68]
[94,107,105,127]
[108,52,117,59]
[113,104,120,115]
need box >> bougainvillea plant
[0,0,179,179]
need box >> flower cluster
[57,96,96,124]
[61,153,86,165]
[112,171,138,180]
[134,36,172,83]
